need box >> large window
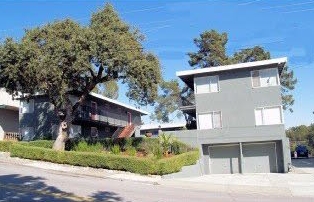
[20,99,34,114]
[255,106,283,126]
[251,68,279,88]
[195,75,219,94]
[198,111,222,130]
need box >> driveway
[292,157,314,174]
[3,161,312,202]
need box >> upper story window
[254,106,283,126]
[198,111,222,130]
[195,75,219,94]
[251,68,279,88]
[20,99,34,114]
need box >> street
[292,157,314,174]
[0,161,313,202]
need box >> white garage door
[209,144,240,174]
[242,142,277,173]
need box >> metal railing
[4,132,21,141]
[74,105,128,127]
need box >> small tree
[158,133,175,156]
[0,4,161,150]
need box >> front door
[127,112,132,125]
[91,101,97,120]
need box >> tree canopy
[0,3,162,150]
[153,30,297,123]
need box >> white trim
[176,57,287,77]
[194,75,220,94]
[254,105,283,126]
[140,122,186,130]
[251,68,280,89]
[197,110,222,130]
[90,92,148,115]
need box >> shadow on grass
[0,174,123,202]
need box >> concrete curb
[1,152,314,198]
[0,152,161,185]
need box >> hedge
[18,140,54,149]
[0,141,14,152]
[9,144,199,175]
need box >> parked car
[295,145,309,158]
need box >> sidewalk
[1,152,314,198]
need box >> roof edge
[176,57,287,77]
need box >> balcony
[74,105,128,127]
[179,99,196,118]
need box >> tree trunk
[53,105,73,151]
[52,121,68,151]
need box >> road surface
[0,161,312,202]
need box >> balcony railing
[74,105,128,127]
[4,132,21,141]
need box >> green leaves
[187,30,297,113]
[0,3,161,112]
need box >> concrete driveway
[292,157,314,174]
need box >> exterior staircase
[116,124,135,138]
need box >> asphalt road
[0,161,313,202]
[292,157,314,168]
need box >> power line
[261,1,314,10]
[238,0,261,6]
[282,7,314,14]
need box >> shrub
[152,146,163,159]
[10,144,156,174]
[9,144,199,175]
[111,144,120,155]
[156,150,200,175]
[73,141,103,152]
[171,140,193,155]
[0,141,14,152]
[126,147,137,156]
[27,140,54,148]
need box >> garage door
[242,142,277,173]
[209,144,240,174]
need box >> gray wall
[0,109,19,140]
[194,67,282,129]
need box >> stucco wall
[194,67,283,129]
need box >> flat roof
[140,122,186,131]
[176,57,287,89]
[90,92,149,115]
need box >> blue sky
[0,0,313,128]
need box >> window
[254,106,283,126]
[251,68,279,88]
[20,99,34,114]
[195,75,219,94]
[198,111,222,130]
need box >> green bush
[152,146,163,159]
[9,144,199,175]
[10,144,156,174]
[73,141,103,152]
[111,144,120,155]
[126,147,137,156]
[156,150,200,175]
[0,141,14,152]
[27,140,54,148]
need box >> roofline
[176,57,287,77]
[89,92,149,115]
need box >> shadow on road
[0,174,123,202]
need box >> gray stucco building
[170,57,291,175]
[19,92,148,140]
